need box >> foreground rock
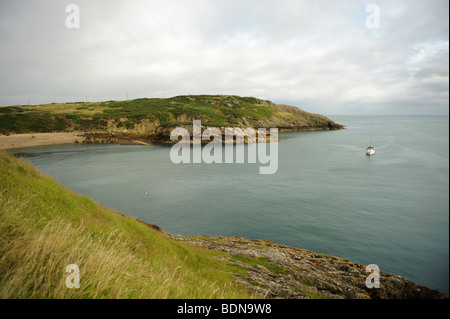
[169,234,447,299]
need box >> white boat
[365,120,375,156]
[366,146,376,156]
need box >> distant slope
[0,95,343,135]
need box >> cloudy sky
[0,0,448,115]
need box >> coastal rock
[169,235,448,299]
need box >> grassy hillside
[0,151,256,298]
[0,95,342,135]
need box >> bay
[10,115,449,295]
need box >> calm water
[10,115,449,295]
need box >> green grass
[89,95,276,126]
[293,288,327,299]
[0,152,255,298]
[230,255,292,275]
[0,95,280,134]
[0,112,71,135]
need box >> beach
[0,132,84,150]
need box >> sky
[0,0,448,115]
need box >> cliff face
[169,234,447,299]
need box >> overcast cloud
[0,0,448,115]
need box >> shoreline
[168,233,448,299]
[104,211,449,298]
[0,124,343,150]
[0,132,85,150]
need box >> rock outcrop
[169,234,448,299]
[82,126,278,145]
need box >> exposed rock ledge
[168,234,447,299]
[81,123,342,146]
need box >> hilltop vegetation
[0,95,343,135]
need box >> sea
[9,115,449,295]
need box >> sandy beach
[0,133,85,150]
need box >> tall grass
[0,152,254,298]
